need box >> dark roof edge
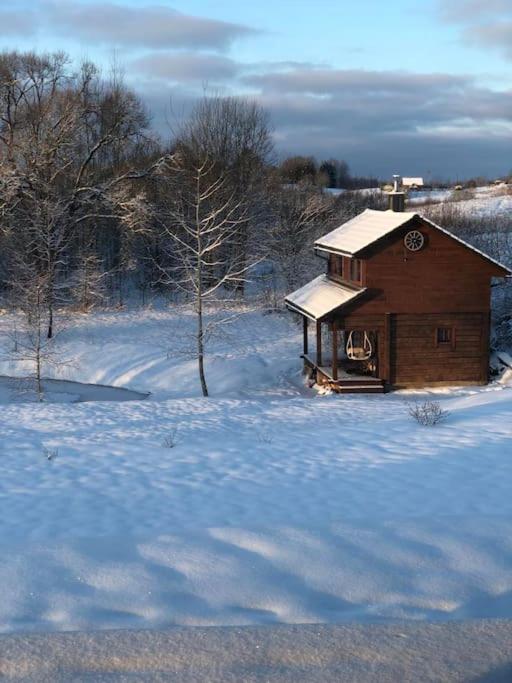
[314,211,511,275]
[284,299,318,321]
[419,215,511,276]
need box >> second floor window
[350,258,362,283]
[329,255,343,278]
[328,255,362,284]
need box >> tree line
[0,50,386,395]
[2,51,508,397]
[279,155,379,190]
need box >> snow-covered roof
[314,208,511,274]
[285,275,366,321]
[402,177,424,187]
[315,209,417,256]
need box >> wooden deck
[302,355,385,393]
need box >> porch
[302,354,385,393]
[301,317,385,394]
[284,274,387,394]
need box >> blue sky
[1,0,511,178]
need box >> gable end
[354,215,510,277]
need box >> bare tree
[121,153,254,396]
[69,252,108,311]
[0,51,153,335]
[174,96,273,293]
[6,273,62,401]
[265,186,333,290]
[279,156,317,185]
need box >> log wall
[327,216,500,388]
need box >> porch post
[331,320,338,381]
[303,316,309,356]
[383,312,392,385]
[316,320,322,366]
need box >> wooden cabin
[285,189,510,393]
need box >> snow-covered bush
[258,282,283,314]
[162,427,179,449]
[408,401,449,426]
[43,448,58,461]
[256,429,274,445]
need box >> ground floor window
[436,326,455,349]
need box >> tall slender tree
[120,152,254,396]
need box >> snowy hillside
[408,184,512,216]
[0,306,303,400]
[1,305,512,632]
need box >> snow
[0,304,512,633]
[2,620,512,682]
[0,376,149,404]
[450,190,512,218]
[408,184,512,217]
[285,274,365,320]
[323,187,381,197]
[0,306,302,400]
[315,208,418,256]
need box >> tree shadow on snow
[470,662,512,682]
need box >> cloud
[442,0,509,17]
[130,54,324,86]
[440,0,512,60]
[244,67,512,130]
[44,1,258,50]
[261,86,512,178]
[132,52,239,83]
[244,68,470,97]
[463,22,512,59]
[0,9,37,36]
[0,0,509,178]
[137,63,512,177]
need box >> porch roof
[285,275,366,321]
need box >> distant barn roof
[314,208,510,274]
[285,275,366,321]
[402,177,424,187]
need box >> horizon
[1,0,511,179]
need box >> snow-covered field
[1,303,512,633]
[324,183,512,219]
[408,184,512,217]
[4,621,512,682]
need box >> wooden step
[335,384,385,394]
[327,378,385,393]
[338,378,383,387]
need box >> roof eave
[419,215,512,276]
[284,300,318,321]
[323,287,368,320]
[314,245,354,258]
[284,284,367,322]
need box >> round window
[404,230,425,252]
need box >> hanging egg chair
[346,330,373,361]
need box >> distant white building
[402,177,424,190]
